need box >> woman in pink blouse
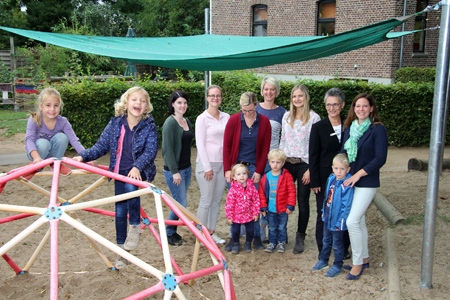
[195,85,230,245]
[279,84,320,254]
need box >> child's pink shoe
[51,163,72,176]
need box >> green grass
[399,213,450,226]
[0,108,28,137]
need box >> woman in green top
[162,90,194,246]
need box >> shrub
[394,67,436,83]
[45,71,445,148]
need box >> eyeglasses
[207,94,222,99]
[241,109,256,114]
[326,103,341,108]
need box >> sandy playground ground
[0,133,450,299]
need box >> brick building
[211,0,440,83]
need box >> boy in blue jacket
[312,153,354,277]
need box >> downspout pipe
[399,0,408,69]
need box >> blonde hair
[287,84,311,128]
[333,153,350,167]
[31,87,63,127]
[231,163,249,177]
[267,149,286,163]
[114,86,153,118]
[260,76,280,97]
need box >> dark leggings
[284,162,311,234]
[231,221,254,243]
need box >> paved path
[0,153,28,166]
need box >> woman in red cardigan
[223,92,271,251]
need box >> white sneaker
[211,233,226,245]
[124,225,141,250]
[115,256,128,269]
[115,244,128,269]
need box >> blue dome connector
[44,206,63,220]
[162,273,177,291]
[150,186,162,194]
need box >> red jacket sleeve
[258,175,268,210]
[255,114,271,175]
[284,171,297,208]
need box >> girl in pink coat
[225,164,260,254]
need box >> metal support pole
[420,0,450,289]
[10,36,15,71]
[204,8,210,110]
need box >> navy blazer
[341,123,388,187]
[309,116,344,189]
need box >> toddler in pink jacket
[225,164,260,254]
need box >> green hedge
[394,67,436,83]
[58,78,205,148]
[57,72,444,148]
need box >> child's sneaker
[115,256,128,269]
[21,163,39,181]
[124,225,141,250]
[276,242,286,253]
[167,233,183,246]
[60,163,72,176]
[312,260,329,271]
[115,244,128,269]
[264,243,275,253]
[224,240,233,252]
[231,242,240,254]
[244,241,252,252]
[51,163,72,176]
[325,265,342,277]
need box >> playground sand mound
[1,133,449,299]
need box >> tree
[62,0,129,36]
[136,0,209,37]
[0,0,27,48]
[21,0,76,32]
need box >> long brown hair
[343,93,382,129]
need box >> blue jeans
[260,213,269,241]
[164,167,191,237]
[319,220,345,268]
[267,212,288,244]
[114,168,144,245]
[27,132,69,160]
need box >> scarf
[113,124,126,173]
[344,118,371,163]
